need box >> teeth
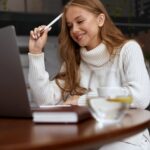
[77,35,82,40]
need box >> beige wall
[0,0,24,11]
[0,0,62,14]
[26,0,43,13]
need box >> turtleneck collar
[80,43,110,67]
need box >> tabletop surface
[0,109,150,150]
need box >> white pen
[44,13,63,30]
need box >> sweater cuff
[28,52,46,70]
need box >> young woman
[28,0,150,149]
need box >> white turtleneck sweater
[28,40,150,149]
[28,40,150,108]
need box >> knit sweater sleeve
[28,53,62,106]
[120,40,150,109]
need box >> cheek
[89,26,100,36]
[84,21,99,32]
[82,24,90,31]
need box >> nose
[71,24,79,34]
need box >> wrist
[29,51,43,54]
[64,95,79,105]
[29,48,43,54]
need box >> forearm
[28,53,62,106]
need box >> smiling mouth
[76,34,84,41]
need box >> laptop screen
[0,26,32,118]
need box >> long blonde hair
[56,0,127,100]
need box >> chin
[78,42,87,48]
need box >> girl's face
[66,6,105,50]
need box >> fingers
[30,25,48,40]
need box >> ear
[97,13,105,27]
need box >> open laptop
[0,25,32,118]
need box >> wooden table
[0,109,150,150]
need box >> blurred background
[0,0,150,86]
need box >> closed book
[32,105,92,123]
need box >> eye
[77,20,84,24]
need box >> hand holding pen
[30,13,63,39]
[29,13,63,54]
[43,13,63,32]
